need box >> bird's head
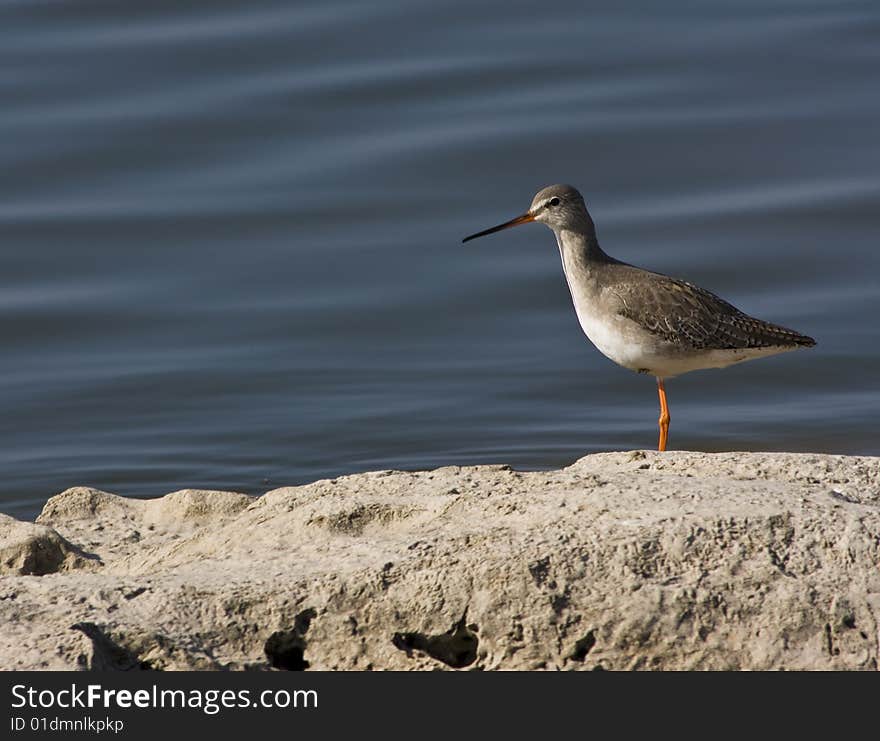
[462,184,592,243]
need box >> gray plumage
[605,264,816,352]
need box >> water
[2,0,878,520]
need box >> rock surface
[1,451,879,670]
[0,513,93,576]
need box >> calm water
[2,0,878,520]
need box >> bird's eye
[548,197,561,207]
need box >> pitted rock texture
[0,451,878,670]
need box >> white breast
[571,304,648,369]
[557,244,653,371]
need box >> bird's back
[601,261,816,353]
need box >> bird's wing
[608,272,815,351]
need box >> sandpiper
[462,184,815,451]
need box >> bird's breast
[570,298,658,371]
[557,243,651,370]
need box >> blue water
[2,0,878,519]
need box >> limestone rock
[1,452,879,670]
[0,513,94,576]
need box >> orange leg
[656,378,670,452]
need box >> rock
[1,451,879,670]
[36,487,255,564]
[0,514,95,576]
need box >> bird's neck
[555,227,615,268]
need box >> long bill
[462,212,535,243]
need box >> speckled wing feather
[610,269,816,351]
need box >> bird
[462,184,815,451]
